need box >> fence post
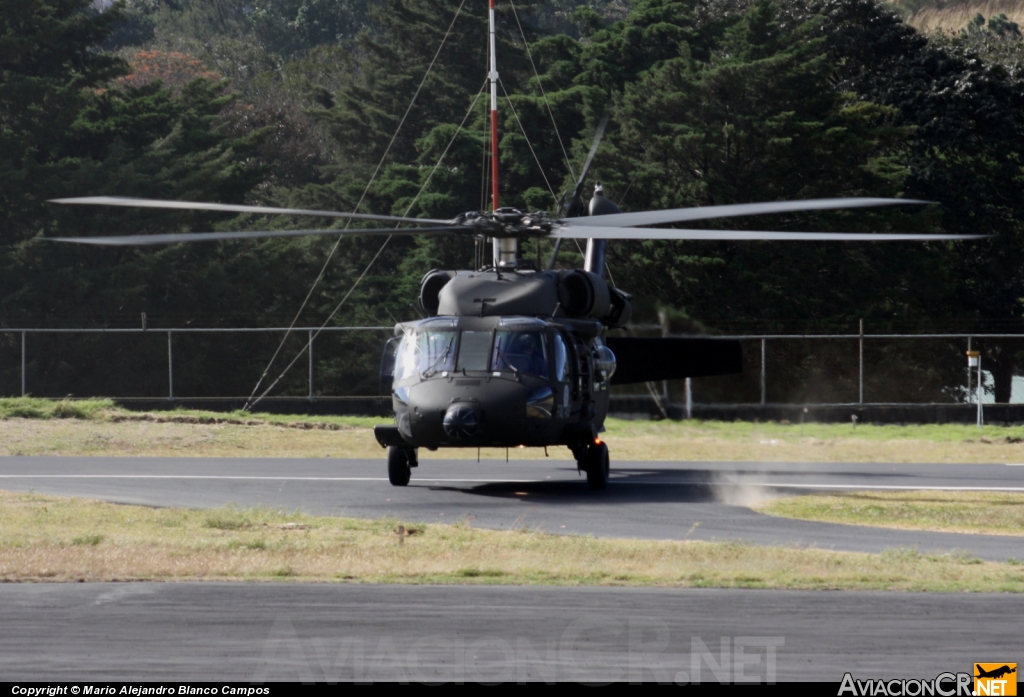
[967,336,973,404]
[684,377,693,419]
[760,338,766,405]
[308,329,314,401]
[858,319,864,405]
[167,330,174,401]
[978,352,984,427]
[21,331,26,397]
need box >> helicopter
[48,1,983,490]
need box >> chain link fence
[0,327,1016,405]
[0,327,392,401]
[611,333,1016,408]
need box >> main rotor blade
[560,198,933,228]
[573,112,610,200]
[50,197,452,226]
[551,225,985,241]
[48,225,465,246]
[559,112,611,219]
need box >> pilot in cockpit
[512,334,548,378]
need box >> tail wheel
[387,446,412,486]
[585,441,610,491]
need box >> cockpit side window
[493,330,549,378]
[553,333,568,382]
[395,330,456,380]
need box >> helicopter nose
[443,404,480,441]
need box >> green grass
[758,491,1024,536]
[4,398,1024,463]
[0,397,381,429]
[0,398,116,420]
[602,417,1024,444]
[1,490,1022,590]
[3,397,1024,442]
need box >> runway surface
[0,456,1021,559]
[1,455,1021,682]
[1,583,1021,682]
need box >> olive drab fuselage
[373,265,627,455]
[379,310,617,452]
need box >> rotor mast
[490,0,518,269]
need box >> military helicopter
[50,1,982,489]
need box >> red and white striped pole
[489,0,499,212]
[489,0,517,268]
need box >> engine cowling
[426,267,631,326]
[558,269,610,319]
[419,269,455,316]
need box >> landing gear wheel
[585,441,610,491]
[387,446,412,486]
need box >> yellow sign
[975,664,1017,696]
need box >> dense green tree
[10,0,1024,403]
[109,0,373,58]
[246,0,371,58]
[306,0,535,180]
[809,0,1024,399]
[512,0,947,337]
[0,0,272,327]
[1,0,127,241]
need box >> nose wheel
[388,446,417,486]
[582,441,610,490]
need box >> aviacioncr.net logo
[974,663,1017,696]
[838,672,973,696]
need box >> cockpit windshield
[492,330,549,378]
[395,327,551,380]
[394,330,456,380]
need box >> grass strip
[0,490,1022,590]
[0,398,116,420]
[4,416,1024,462]
[7,396,1024,442]
[757,491,1024,537]
[4,398,1024,461]
[0,397,377,428]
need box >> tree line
[4,0,1024,400]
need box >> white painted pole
[308,329,314,401]
[977,353,983,428]
[760,338,766,405]
[967,337,972,404]
[858,318,864,405]
[167,330,174,401]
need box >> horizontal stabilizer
[606,337,743,384]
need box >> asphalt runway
[1,455,1021,682]
[1,583,1021,682]
[0,456,1021,559]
